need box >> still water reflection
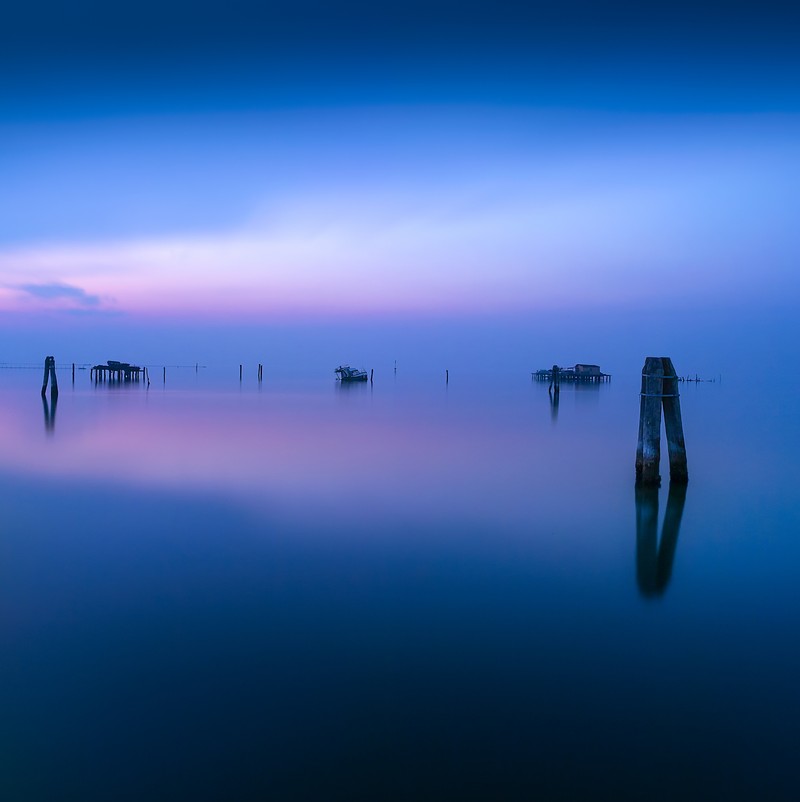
[1,368,798,800]
[41,391,57,433]
[635,483,686,597]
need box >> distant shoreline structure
[533,364,611,383]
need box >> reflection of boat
[335,365,368,382]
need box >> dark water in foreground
[1,367,798,800]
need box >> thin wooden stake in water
[240,364,243,382]
[446,369,449,384]
[370,368,374,383]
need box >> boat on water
[335,365,368,382]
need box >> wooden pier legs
[41,356,58,398]
[635,357,688,486]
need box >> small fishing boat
[335,365,368,382]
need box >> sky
[1,1,798,370]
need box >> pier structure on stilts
[533,363,611,383]
[90,360,148,383]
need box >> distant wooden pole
[635,357,664,486]
[72,362,75,383]
[446,369,448,384]
[661,357,688,484]
[163,367,166,384]
[552,364,560,395]
[370,368,374,383]
[239,364,243,381]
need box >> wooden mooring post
[635,357,688,486]
[548,364,560,396]
[41,356,58,398]
[239,364,243,382]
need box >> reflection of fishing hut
[533,363,611,383]
[91,360,148,383]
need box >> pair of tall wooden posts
[41,355,58,398]
[636,356,688,486]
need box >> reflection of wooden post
[635,485,659,594]
[635,482,686,597]
[636,357,663,486]
[661,357,688,484]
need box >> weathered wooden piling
[72,362,75,383]
[239,364,243,381]
[635,357,688,486]
[446,369,449,384]
[163,367,166,384]
[661,357,688,484]
[41,356,58,398]
[370,368,374,383]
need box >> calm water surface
[1,366,798,800]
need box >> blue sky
[0,1,798,370]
